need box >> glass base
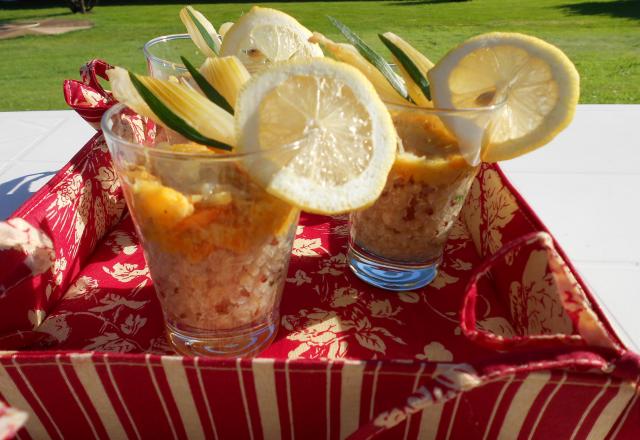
[348,245,439,291]
[167,314,279,357]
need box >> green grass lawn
[1,0,638,110]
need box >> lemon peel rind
[235,58,397,215]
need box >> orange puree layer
[124,145,297,260]
[390,110,474,185]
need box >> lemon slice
[235,58,397,214]
[428,32,579,163]
[220,6,323,73]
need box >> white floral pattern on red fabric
[509,248,573,336]
[0,218,55,280]
[463,166,518,257]
[416,342,454,361]
[0,132,622,367]
[0,130,125,344]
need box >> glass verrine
[348,102,502,291]
[102,103,300,357]
[143,34,204,80]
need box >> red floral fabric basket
[0,61,639,440]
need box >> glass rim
[143,33,192,68]
[101,103,301,161]
[384,97,507,115]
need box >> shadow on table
[0,171,57,219]
[555,0,640,20]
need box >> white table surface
[1,106,639,350]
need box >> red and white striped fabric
[0,400,26,440]
[0,60,639,439]
[1,352,639,439]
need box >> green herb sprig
[181,56,234,114]
[327,16,409,101]
[128,71,233,151]
[379,34,431,101]
[186,8,220,56]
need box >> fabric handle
[460,231,622,353]
[63,59,115,129]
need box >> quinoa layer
[145,222,296,331]
[350,166,477,262]
[349,110,478,263]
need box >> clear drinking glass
[348,103,502,291]
[143,34,204,80]
[102,103,300,357]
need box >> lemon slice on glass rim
[220,6,323,73]
[235,58,397,214]
[428,32,580,163]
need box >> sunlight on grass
[0,0,638,110]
